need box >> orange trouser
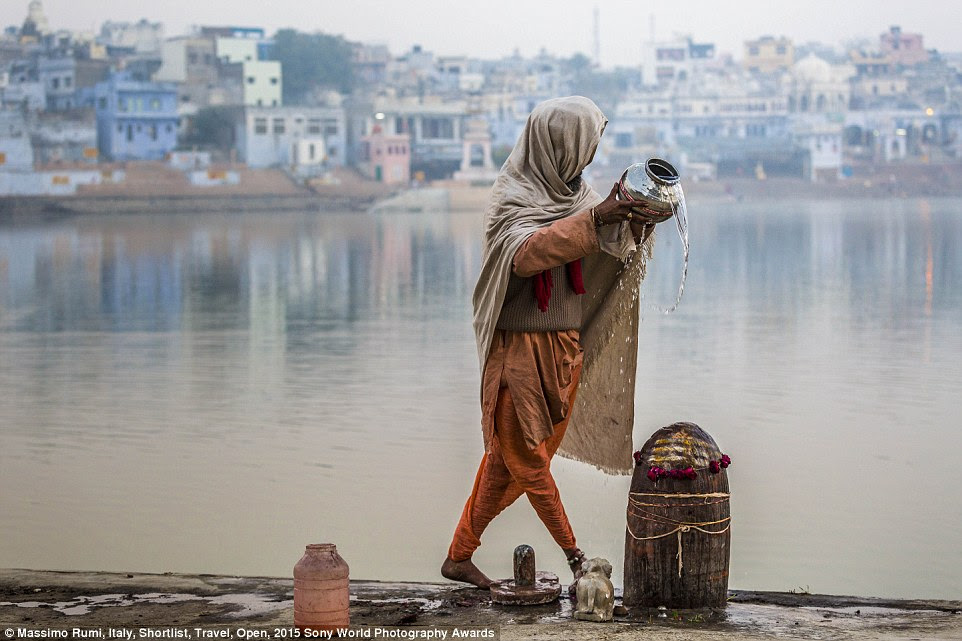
[447,367,581,562]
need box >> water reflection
[0,199,960,599]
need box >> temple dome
[792,53,832,84]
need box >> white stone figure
[573,557,615,622]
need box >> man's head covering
[471,96,654,475]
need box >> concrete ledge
[1,569,960,640]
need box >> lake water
[1,198,960,600]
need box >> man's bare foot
[441,556,493,589]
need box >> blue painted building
[95,72,178,161]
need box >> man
[442,96,665,588]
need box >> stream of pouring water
[661,182,689,314]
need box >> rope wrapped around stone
[626,492,732,578]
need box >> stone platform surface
[2,569,960,640]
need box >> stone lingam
[489,544,561,605]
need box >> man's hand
[595,183,672,226]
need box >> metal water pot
[617,158,681,215]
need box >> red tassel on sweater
[534,268,553,312]
[534,259,585,312]
[568,259,586,295]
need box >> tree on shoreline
[271,29,355,103]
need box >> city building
[358,124,410,184]
[793,115,843,181]
[99,20,165,57]
[352,43,391,87]
[743,36,794,74]
[845,107,944,163]
[363,97,467,179]
[153,36,220,106]
[30,109,99,164]
[94,71,179,161]
[215,38,281,107]
[880,26,928,67]
[0,110,34,170]
[37,56,110,111]
[1,62,45,111]
[641,36,716,87]
[784,54,854,114]
[19,1,51,43]
[235,105,346,171]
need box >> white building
[99,20,164,55]
[215,37,282,107]
[0,111,34,171]
[236,106,346,171]
[153,36,220,106]
[641,36,716,87]
[844,108,942,163]
[784,54,854,114]
[793,115,844,181]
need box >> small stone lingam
[489,545,561,605]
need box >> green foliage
[271,29,354,103]
[561,54,641,113]
[182,106,236,154]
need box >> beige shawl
[472,96,654,475]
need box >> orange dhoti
[448,331,582,562]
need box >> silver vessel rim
[644,158,680,186]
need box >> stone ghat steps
[1,568,960,641]
[76,162,308,197]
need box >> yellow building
[743,36,794,74]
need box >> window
[396,116,415,134]
[188,53,198,64]
[272,118,285,134]
[307,118,322,134]
[324,124,338,136]
[64,76,72,88]
[150,98,160,110]
[119,99,128,112]
[247,77,255,85]
[150,125,158,141]
[126,124,133,142]
[166,124,173,133]
[776,45,786,55]
[51,77,60,89]
[748,46,759,56]
[98,97,108,110]
[422,117,453,139]
[254,117,268,134]
[117,124,123,133]
[270,77,278,85]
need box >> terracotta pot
[293,543,349,632]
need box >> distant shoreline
[3,171,961,223]
[0,192,375,223]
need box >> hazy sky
[3,1,959,67]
